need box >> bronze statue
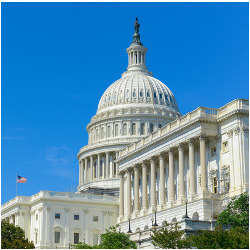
[134,17,140,34]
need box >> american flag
[17,175,27,183]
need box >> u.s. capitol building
[1,19,249,249]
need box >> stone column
[106,152,109,179]
[189,139,196,196]
[200,133,207,191]
[159,154,166,206]
[79,161,81,185]
[85,158,88,182]
[116,152,119,177]
[150,158,156,209]
[81,160,84,184]
[126,169,132,217]
[134,165,139,213]
[178,144,185,199]
[142,162,148,211]
[169,149,175,201]
[90,155,93,180]
[119,173,124,218]
[97,154,100,179]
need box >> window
[123,123,127,136]
[126,90,130,98]
[36,214,38,220]
[150,123,154,133]
[211,146,216,156]
[74,214,79,220]
[133,90,136,98]
[147,91,150,98]
[159,93,163,99]
[101,127,104,139]
[141,123,145,135]
[96,129,99,141]
[54,232,60,243]
[158,124,162,129]
[115,124,118,136]
[55,213,60,219]
[107,126,111,138]
[94,162,97,178]
[35,232,38,244]
[100,160,103,177]
[213,177,218,194]
[93,233,99,245]
[223,141,228,153]
[132,123,136,135]
[93,216,98,222]
[74,233,80,244]
[154,92,157,98]
[139,90,143,97]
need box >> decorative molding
[199,133,206,141]
[234,127,240,135]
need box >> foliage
[1,220,35,249]
[151,222,191,249]
[72,225,137,249]
[187,226,249,249]
[216,192,249,231]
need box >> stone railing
[119,99,249,157]
[1,196,30,210]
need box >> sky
[1,2,249,204]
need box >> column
[119,173,124,218]
[102,155,105,179]
[79,161,81,185]
[178,144,185,199]
[142,162,148,211]
[106,152,109,179]
[140,52,143,65]
[85,158,88,182]
[150,158,156,209]
[90,155,93,181]
[134,165,139,213]
[81,160,84,184]
[189,139,196,196]
[159,154,166,206]
[169,149,175,201]
[116,151,119,177]
[137,51,139,64]
[200,133,207,191]
[110,154,114,178]
[97,154,100,179]
[127,169,131,217]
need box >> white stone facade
[1,20,249,249]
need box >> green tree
[72,225,137,249]
[1,220,35,249]
[216,192,249,231]
[187,226,249,249]
[151,222,191,249]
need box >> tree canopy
[72,225,137,249]
[1,221,35,249]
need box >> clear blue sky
[1,2,248,204]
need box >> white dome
[98,73,179,114]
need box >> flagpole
[16,174,17,197]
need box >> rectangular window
[93,216,98,222]
[222,141,228,153]
[211,146,216,156]
[55,213,60,219]
[93,233,98,245]
[35,232,38,244]
[213,177,218,194]
[74,233,80,244]
[54,232,60,243]
[74,214,79,220]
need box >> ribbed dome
[97,73,179,113]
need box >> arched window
[115,124,118,136]
[96,129,99,141]
[139,90,143,97]
[158,124,162,129]
[107,126,111,138]
[150,123,154,133]
[132,123,136,135]
[133,90,136,98]
[141,123,145,135]
[154,92,157,99]
[123,123,127,136]
[147,91,150,98]
[101,127,104,139]
[159,93,163,99]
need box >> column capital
[142,161,147,168]
[188,138,195,146]
[178,143,184,151]
[168,148,174,155]
[150,157,155,164]
[199,133,206,141]
[118,171,125,178]
[159,153,164,160]
[134,164,139,171]
[126,168,132,174]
